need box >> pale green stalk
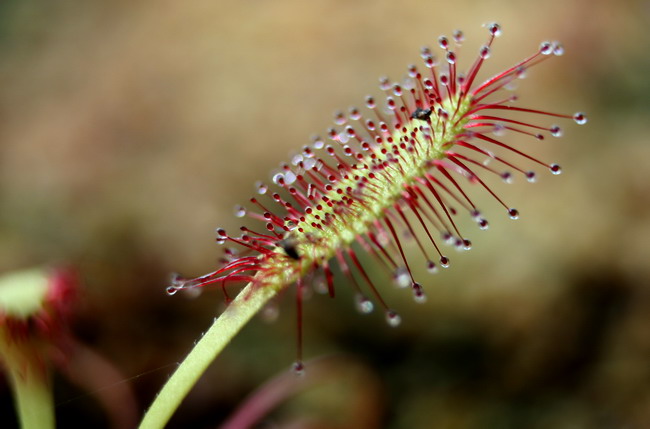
[0,333,55,429]
[5,358,55,429]
[139,282,278,429]
[0,269,55,429]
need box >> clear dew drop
[379,76,391,91]
[440,256,450,268]
[540,41,553,55]
[412,283,427,303]
[550,164,562,175]
[303,157,317,170]
[166,286,178,296]
[463,239,472,250]
[427,260,438,274]
[393,267,411,288]
[284,171,297,185]
[492,123,506,137]
[505,80,519,91]
[355,294,374,314]
[550,125,563,137]
[515,66,527,79]
[573,112,588,125]
[312,275,329,295]
[261,302,280,322]
[478,218,489,230]
[553,42,564,56]
[508,208,520,220]
[526,171,537,183]
[215,228,227,244]
[234,205,247,218]
[479,45,491,59]
[312,136,325,150]
[377,231,390,246]
[272,173,284,185]
[291,154,303,166]
[454,238,464,250]
[453,29,464,43]
[292,361,305,376]
[334,111,346,125]
[337,132,350,144]
[224,248,240,263]
[184,287,202,299]
[501,171,513,183]
[349,107,361,120]
[256,181,268,195]
[386,310,402,327]
[488,22,502,37]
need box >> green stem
[0,331,55,429]
[9,365,55,429]
[139,283,278,429]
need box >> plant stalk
[139,283,277,429]
[9,366,55,429]
[0,331,55,429]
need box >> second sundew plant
[140,23,586,428]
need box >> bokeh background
[1,0,649,427]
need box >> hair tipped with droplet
[168,23,586,370]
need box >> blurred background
[1,0,649,427]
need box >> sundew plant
[140,23,586,428]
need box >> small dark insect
[411,107,432,121]
[279,238,301,260]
